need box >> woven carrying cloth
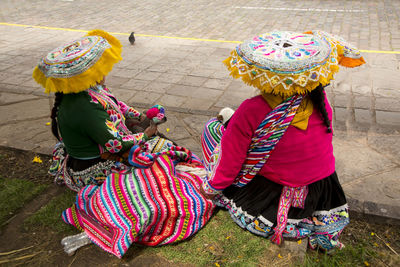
[224,30,365,97]
[33,30,122,94]
[62,152,215,258]
[235,94,304,187]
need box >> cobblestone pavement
[1,0,400,50]
[0,0,399,226]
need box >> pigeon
[129,32,135,45]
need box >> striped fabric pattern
[128,144,191,168]
[201,118,225,168]
[62,154,215,258]
[235,94,304,186]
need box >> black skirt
[221,171,347,225]
[67,156,106,171]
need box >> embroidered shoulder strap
[234,94,304,187]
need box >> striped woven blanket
[62,149,215,258]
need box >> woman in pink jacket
[200,30,365,252]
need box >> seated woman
[33,30,215,258]
[32,30,156,192]
[199,30,365,252]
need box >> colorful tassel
[270,231,283,245]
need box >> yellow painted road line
[1,22,399,54]
[359,49,400,54]
[0,22,89,33]
[108,31,242,43]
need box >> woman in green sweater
[33,30,216,258]
[34,30,158,191]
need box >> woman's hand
[144,123,158,138]
[126,114,147,127]
[139,113,147,123]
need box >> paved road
[0,0,399,225]
[1,0,400,50]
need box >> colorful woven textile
[216,192,349,251]
[33,30,122,94]
[62,151,215,258]
[234,94,304,187]
[223,30,365,97]
[270,185,308,245]
[49,142,130,192]
[86,85,144,154]
[201,118,225,169]
[127,143,191,168]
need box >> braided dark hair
[309,84,332,133]
[51,92,63,140]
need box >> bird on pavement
[129,32,135,45]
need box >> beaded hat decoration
[224,30,365,97]
[33,29,122,94]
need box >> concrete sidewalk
[0,25,399,223]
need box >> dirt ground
[0,146,399,266]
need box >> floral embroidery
[122,135,136,142]
[134,133,144,142]
[87,85,141,147]
[88,88,108,109]
[106,120,120,138]
[126,107,141,119]
[107,109,122,123]
[105,140,122,153]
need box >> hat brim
[33,29,122,94]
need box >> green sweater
[58,86,143,159]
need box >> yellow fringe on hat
[223,50,340,98]
[32,29,122,94]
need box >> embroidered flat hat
[33,29,122,94]
[224,30,365,97]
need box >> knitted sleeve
[117,100,142,120]
[81,102,142,154]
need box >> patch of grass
[155,209,270,267]
[301,244,375,267]
[24,189,78,234]
[0,177,47,226]
[300,220,400,267]
[155,211,400,267]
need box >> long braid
[309,84,332,133]
[51,92,63,140]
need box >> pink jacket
[208,95,335,189]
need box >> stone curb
[348,197,400,226]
